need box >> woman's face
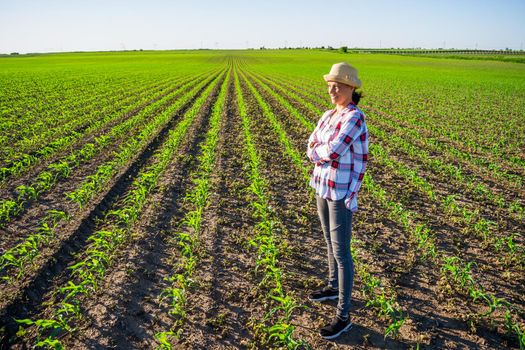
[327,81,354,106]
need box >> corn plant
[0,74,186,184]
[14,70,228,347]
[240,68,408,341]
[0,71,222,285]
[235,68,307,348]
[155,69,230,347]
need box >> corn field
[0,50,524,349]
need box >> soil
[242,73,522,349]
[60,73,220,350]
[0,75,199,251]
[0,72,223,344]
[0,66,523,350]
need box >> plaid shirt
[307,102,369,212]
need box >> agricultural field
[0,49,524,349]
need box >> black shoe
[309,286,338,302]
[319,316,353,340]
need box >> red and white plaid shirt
[307,102,369,212]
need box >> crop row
[12,70,227,349]
[366,110,524,218]
[368,137,524,266]
[0,71,224,285]
[241,68,524,347]
[0,70,137,120]
[235,68,308,348]
[239,68,407,339]
[0,74,174,168]
[365,103,524,188]
[259,72,525,228]
[155,67,230,348]
[0,72,208,228]
[366,91,525,170]
[0,74,132,145]
[0,74,182,181]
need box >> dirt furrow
[0,75,200,251]
[240,72,520,349]
[0,72,225,347]
[237,73,411,348]
[172,74,262,349]
[59,76,219,350]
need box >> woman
[307,62,369,340]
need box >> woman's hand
[309,141,325,165]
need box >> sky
[1,0,524,53]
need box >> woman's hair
[352,90,363,105]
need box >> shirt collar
[333,102,356,115]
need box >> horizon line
[2,47,525,56]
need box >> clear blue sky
[1,0,524,53]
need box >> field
[0,49,524,349]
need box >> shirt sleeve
[306,130,318,161]
[307,110,332,163]
[313,111,365,162]
[345,141,368,211]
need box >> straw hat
[323,62,362,88]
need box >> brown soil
[0,66,523,350]
[0,73,223,343]
[60,76,218,350]
[0,76,199,251]
[242,73,523,349]
[169,74,262,349]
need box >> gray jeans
[316,195,354,319]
